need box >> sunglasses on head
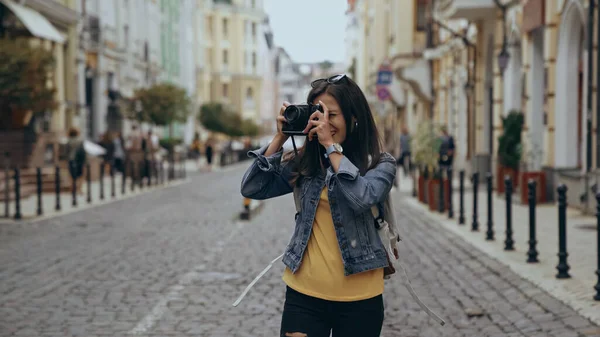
[311,74,348,88]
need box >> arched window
[245,87,255,107]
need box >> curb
[400,194,600,326]
[0,178,190,225]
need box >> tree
[319,60,333,73]
[198,102,260,137]
[128,83,191,137]
[0,38,57,128]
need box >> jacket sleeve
[329,152,396,213]
[240,144,294,200]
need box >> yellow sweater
[283,187,384,301]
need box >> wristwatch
[324,143,343,158]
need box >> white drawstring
[232,253,284,307]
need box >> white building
[258,17,279,135]
[179,0,198,145]
[277,48,306,105]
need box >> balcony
[436,0,495,21]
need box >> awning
[396,59,433,102]
[0,0,66,43]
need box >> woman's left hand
[302,100,334,147]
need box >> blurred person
[66,127,86,194]
[398,126,412,177]
[191,133,202,169]
[205,137,214,171]
[240,74,396,336]
[438,125,455,170]
[112,131,125,174]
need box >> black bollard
[459,170,465,225]
[99,163,105,200]
[36,167,43,216]
[471,172,479,231]
[13,168,21,220]
[4,165,9,218]
[447,167,454,219]
[504,176,514,251]
[486,173,494,241]
[138,161,144,189]
[527,179,539,263]
[438,168,445,213]
[86,163,92,204]
[556,184,571,279]
[121,161,127,195]
[110,165,115,198]
[71,166,77,207]
[55,166,61,211]
[594,192,600,300]
[130,162,135,192]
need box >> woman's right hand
[265,101,291,156]
[276,101,291,138]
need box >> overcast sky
[263,0,347,64]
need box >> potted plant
[497,111,523,194]
[519,132,546,204]
[411,121,443,207]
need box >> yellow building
[428,0,599,211]
[197,0,265,125]
[347,0,432,156]
[0,0,79,167]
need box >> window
[222,49,228,65]
[124,25,129,47]
[207,16,213,34]
[416,0,428,31]
[246,87,253,99]
[251,0,256,8]
[222,83,229,97]
[252,52,257,69]
[222,18,228,37]
[252,22,256,38]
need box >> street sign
[376,86,390,101]
[377,62,393,86]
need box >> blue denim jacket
[240,143,397,276]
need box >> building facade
[196,0,266,126]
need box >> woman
[240,74,396,337]
[205,138,214,171]
[66,127,86,194]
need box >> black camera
[282,104,323,135]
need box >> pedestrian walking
[438,125,455,171]
[112,132,125,174]
[398,126,412,177]
[205,138,214,171]
[239,74,426,336]
[190,133,202,169]
[66,127,86,194]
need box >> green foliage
[198,102,260,137]
[347,58,356,79]
[0,38,57,114]
[128,83,191,126]
[497,111,524,170]
[159,138,183,153]
[411,120,441,172]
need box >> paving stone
[0,166,597,336]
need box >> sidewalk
[0,162,189,224]
[396,173,600,326]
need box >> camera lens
[284,106,300,123]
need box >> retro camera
[281,104,323,135]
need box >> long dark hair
[286,76,383,186]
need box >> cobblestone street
[1,165,599,337]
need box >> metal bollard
[594,192,600,300]
[438,168,445,213]
[36,167,43,216]
[130,162,135,192]
[99,163,105,200]
[527,179,539,263]
[110,165,115,198]
[471,172,479,231]
[504,176,514,250]
[86,163,92,204]
[556,184,571,279]
[459,170,465,225]
[447,167,454,219]
[14,168,21,220]
[72,166,77,207]
[4,165,9,218]
[55,166,61,211]
[486,173,494,241]
[121,161,127,195]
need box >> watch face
[333,143,343,153]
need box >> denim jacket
[240,143,397,276]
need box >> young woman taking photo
[240,74,396,337]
